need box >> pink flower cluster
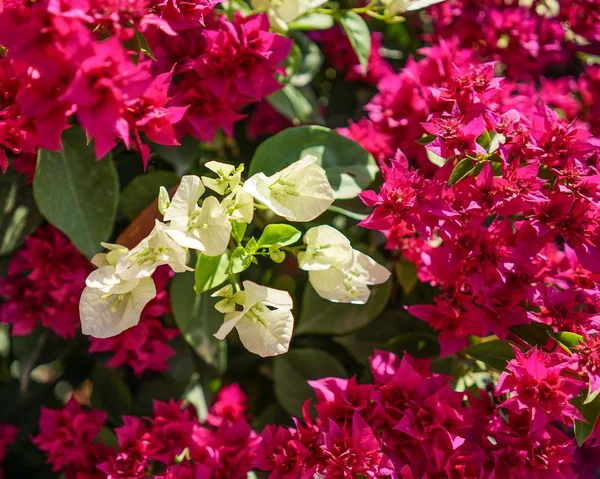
[32,398,113,479]
[0,225,92,338]
[30,353,600,477]
[0,0,291,172]
[34,384,255,479]
[346,37,600,361]
[88,266,179,375]
[427,0,600,79]
[255,350,593,478]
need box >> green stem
[327,205,368,221]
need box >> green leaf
[384,331,440,358]
[290,32,323,87]
[34,128,119,259]
[0,170,43,256]
[273,348,347,416]
[510,323,553,347]
[289,13,335,30]
[170,272,227,373]
[476,130,491,151]
[447,157,476,186]
[416,134,436,146]
[549,331,585,352]
[249,126,377,200]
[135,30,156,60]
[91,365,132,425]
[426,148,447,167]
[120,171,180,220]
[231,222,247,245]
[228,246,253,274]
[267,84,318,124]
[257,224,301,248]
[575,391,600,446]
[150,136,200,175]
[338,12,371,75]
[335,311,434,365]
[194,252,230,295]
[464,340,515,370]
[296,279,392,335]
[395,260,418,294]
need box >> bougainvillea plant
[1,0,600,477]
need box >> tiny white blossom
[163,175,205,227]
[214,281,294,357]
[243,155,334,222]
[201,161,243,195]
[251,0,329,30]
[222,185,254,224]
[116,220,191,280]
[298,225,354,271]
[80,273,156,338]
[383,0,444,16]
[211,284,246,313]
[308,250,391,304]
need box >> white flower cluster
[79,156,389,357]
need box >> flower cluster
[34,351,598,478]
[32,398,113,479]
[427,0,599,79]
[80,157,389,357]
[0,0,291,172]
[0,225,92,338]
[34,384,256,479]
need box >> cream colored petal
[164,175,204,222]
[214,311,245,340]
[298,225,353,271]
[242,280,293,309]
[235,308,294,357]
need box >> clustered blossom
[36,352,597,478]
[0,225,92,338]
[34,385,256,479]
[32,398,113,479]
[0,0,291,173]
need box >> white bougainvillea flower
[80,272,156,338]
[116,220,191,280]
[222,185,254,224]
[383,0,444,16]
[201,161,243,195]
[243,155,334,222]
[251,0,329,30]
[90,242,129,268]
[214,281,294,357]
[162,175,205,226]
[298,225,354,271]
[308,250,391,304]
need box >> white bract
[243,155,334,222]
[80,244,157,338]
[251,0,329,30]
[116,220,191,280]
[298,225,354,271]
[383,0,444,16]
[308,250,391,304]
[213,281,294,357]
[222,185,254,224]
[162,175,232,255]
[201,161,243,195]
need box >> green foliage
[257,224,301,248]
[464,340,516,370]
[34,128,119,259]
[337,12,371,75]
[171,272,227,374]
[194,252,230,294]
[575,391,600,446]
[120,171,180,220]
[249,126,378,199]
[0,170,43,257]
[296,279,392,335]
